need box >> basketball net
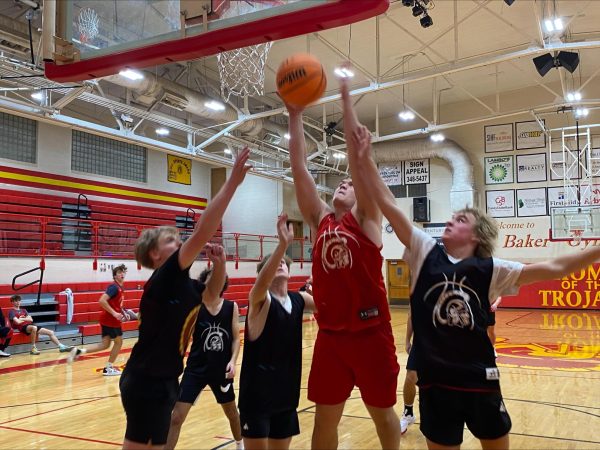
[77,7,100,46]
[216,1,282,102]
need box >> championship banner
[167,154,192,185]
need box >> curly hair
[455,207,498,258]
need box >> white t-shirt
[403,226,524,303]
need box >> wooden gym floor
[0,308,599,449]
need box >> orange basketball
[276,53,327,107]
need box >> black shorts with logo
[179,369,235,405]
[419,385,511,446]
[101,325,123,339]
[119,369,179,445]
[239,409,300,439]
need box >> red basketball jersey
[312,212,390,331]
[99,283,124,328]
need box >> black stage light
[412,3,424,16]
[503,0,515,5]
[533,53,555,76]
[402,0,414,6]
[420,14,433,28]
[557,51,580,73]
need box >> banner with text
[379,164,403,185]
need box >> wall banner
[484,123,513,153]
[167,154,192,185]
[404,159,430,184]
[486,189,515,217]
[379,164,403,185]
[516,120,546,150]
[549,151,580,180]
[516,153,547,183]
[485,156,514,184]
[548,186,579,208]
[516,187,547,217]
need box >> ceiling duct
[371,138,474,211]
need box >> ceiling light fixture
[566,92,582,102]
[284,133,291,140]
[155,127,169,136]
[430,132,445,142]
[224,148,232,155]
[119,68,144,81]
[31,91,44,101]
[204,100,226,111]
[333,152,346,159]
[399,110,415,121]
[574,108,589,118]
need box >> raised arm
[178,148,251,269]
[339,69,382,232]
[286,104,330,233]
[353,129,414,249]
[248,214,294,311]
[517,246,600,286]
[203,244,227,301]
[225,302,241,379]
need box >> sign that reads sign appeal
[485,156,514,184]
[484,123,513,153]
[167,154,192,185]
[404,159,430,184]
[486,189,515,217]
[379,164,403,186]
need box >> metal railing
[0,211,312,269]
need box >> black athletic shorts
[419,385,511,446]
[487,311,496,326]
[18,324,34,335]
[179,369,235,405]
[101,325,123,339]
[119,370,179,445]
[406,347,417,371]
[239,409,300,439]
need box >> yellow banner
[167,154,192,185]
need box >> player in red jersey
[285,68,401,448]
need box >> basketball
[276,53,327,107]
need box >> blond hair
[134,226,179,269]
[455,207,498,258]
[257,253,292,274]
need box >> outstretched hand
[229,147,252,187]
[205,243,226,265]
[277,213,294,247]
[282,98,305,116]
[351,124,372,160]
[337,61,352,99]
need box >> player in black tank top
[165,257,243,450]
[352,135,600,448]
[238,214,315,449]
[119,149,250,449]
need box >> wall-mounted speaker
[413,196,429,222]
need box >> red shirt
[9,308,32,329]
[312,212,390,331]
[99,283,124,328]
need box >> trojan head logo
[424,273,481,330]
[316,225,359,273]
[201,323,229,352]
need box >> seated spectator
[0,307,13,357]
[9,295,73,355]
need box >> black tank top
[238,291,305,415]
[185,300,234,377]
[411,244,498,390]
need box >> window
[388,183,427,198]
[72,131,147,182]
[0,112,37,163]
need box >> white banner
[517,153,547,182]
[516,120,546,150]
[379,164,403,185]
[517,187,547,217]
[486,189,515,217]
[404,159,430,184]
[549,151,579,180]
[485,156,514,184]
[484,123,513,152]
[548,186,579,208]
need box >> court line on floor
[0,398,104,425]
[0,394,120,409]
[0,424,122,446]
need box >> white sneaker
[67,347,85,363]
[235,440,244,450]
[400,414,415,434]
[102,366,122,376]
[0,350,10,357]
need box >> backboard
[549,205,600,242]
[45,0,389,82]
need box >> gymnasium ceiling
[0,0,600,187]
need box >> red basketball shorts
[308,322,400,408]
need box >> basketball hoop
[217,42,273,102]
[77,8,100,44]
